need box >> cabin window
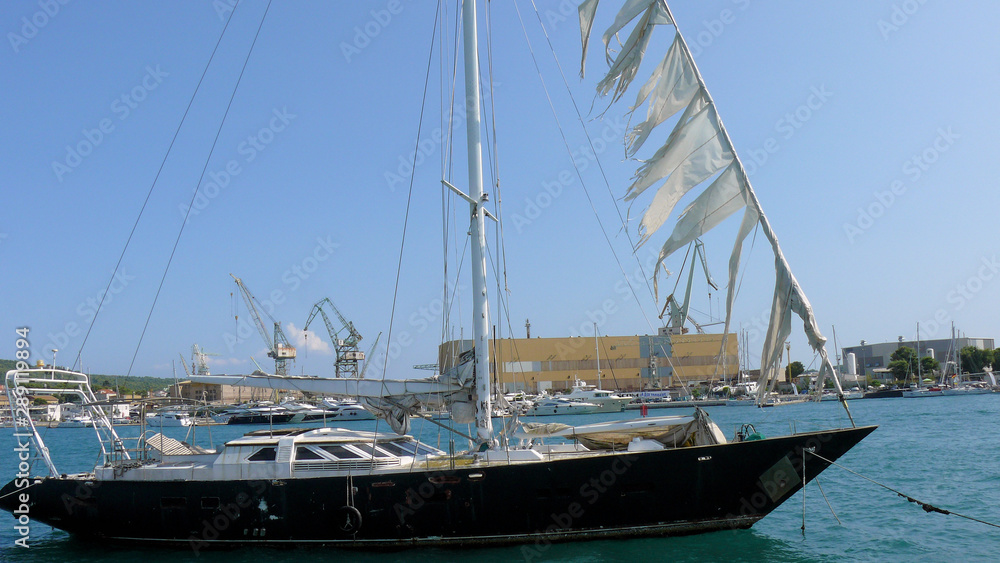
[248,447,277,462]
[319,445,363,459]
[388,441,439,456]
[354,443,392,458]
[295,447,324,460]
[378,442,411,457]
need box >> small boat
[225,407,295,425]
[321,399,377,421]
[58,413,94,428]
[564,378,632,413]
[941,384,993,396]
[145,411,193,427]
[525,396,603,416]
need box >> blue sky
[2,0,998,380]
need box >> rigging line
[807,450,1000,530]
[376,0,441,402]
[671,244,692,296]
[513,1,655,333]
[598,329,622,389]
[440,0,449,344]
[483,237,529,391]
[731,223,761,319]
[446,6,464,344]
[71,2,241,371]
[441,5,462,344]
[485,0,511,300]
[813,477,842,526]
[527,0,657,304]
[124,0,272,378]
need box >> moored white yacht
[145,410,194,427]
[564,378,631,412]
[525,396,603,416]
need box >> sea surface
[1,396,998,562]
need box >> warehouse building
[439,329,738,393]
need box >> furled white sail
[581,1,849,407]
[191,356,477,435]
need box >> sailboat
[2,0,873,549]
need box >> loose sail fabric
[626,34,699,157]
[591,0,673,102]
[631,107,734,246]
[580,0,843,401]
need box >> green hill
[1,359,174,395]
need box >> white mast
[594,322,602,390]
[462,0,493,447]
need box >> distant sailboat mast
[594,322,602,390]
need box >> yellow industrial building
[439,331,738,393]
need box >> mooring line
[808,451,1000,529]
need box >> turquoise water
[2,396,998,562]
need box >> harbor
[2,394,998,561]
[4,0,1000,559]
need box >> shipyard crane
[304,297,364,378]
[231,274,296,375]
[660,239,718,335]
[190,344,219,376]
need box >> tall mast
[462,0,493,447]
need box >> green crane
[304,297,363,378]
[231,274,296,375]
